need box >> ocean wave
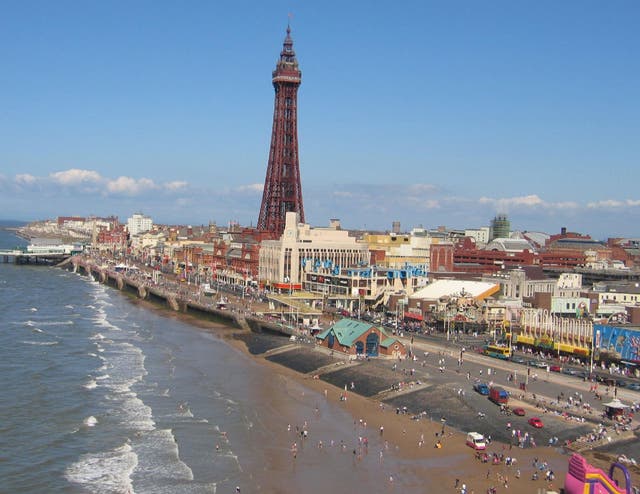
[65,442,137,493]
[84,379,97,390]
[132,429,194,483]
[21,340,58,346]
[92,313,121,331]
[214,390,238,406]
[26,319,74,327]
[83,415,98,427]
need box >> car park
[528,417,544,428]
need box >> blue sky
[1,1,638,239]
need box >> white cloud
[479,194,544,209]
[477,195,584,213]
[164,180,188,191]
[50,168,102,185]
[587,199,640,209]
[235,183,263,194]
[13,168,185,197]
[15,173,38,185]
[106,176,157,195]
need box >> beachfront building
[127,213,153,236]
[302,264,429,314]
[482,268,556,302]
[518,308,593,359]
[315,319,406,359]
[259,212,370,291]
[408,279,501,320]
[362,229,431,269]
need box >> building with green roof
[315,318,406,358]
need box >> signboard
[593,324,640,363]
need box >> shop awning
[404,312,423,321]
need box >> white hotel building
[259,212,370,288]
[127,213,153,237]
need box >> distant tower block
[392,221,401,234]
[257,25,305,236]
[490,214,511,240]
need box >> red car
[528,417,544,428]
[512,407,526,416]
[550,365,562,372]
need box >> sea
[0,223,424,493]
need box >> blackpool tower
[257,25,305,236]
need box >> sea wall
[67,256,286,336]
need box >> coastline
[67,256,640,492]
[116,288,569,492]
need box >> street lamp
[590,328,599,375]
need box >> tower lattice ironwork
[257,26,305,235]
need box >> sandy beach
[227,331,572,494]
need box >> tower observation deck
[257,25,305,236]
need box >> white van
[466,432,486,450]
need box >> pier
[0,248,73,264]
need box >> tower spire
[257,26,305,236]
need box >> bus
[483,344,512,360]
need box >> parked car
[626,382,640,391]
[550,365,562,372]
[562,368,578,376]
[528,417,544,428]
[466,432,487,450]
[512,407,526,416]
[474,383,490,396]
[510,356,526,365]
